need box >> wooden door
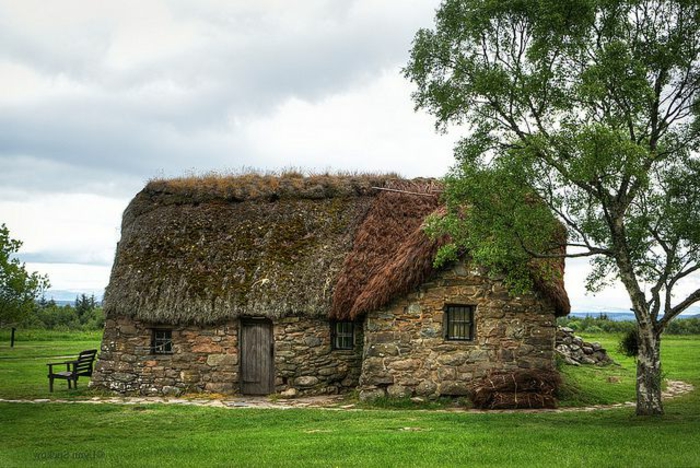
[240,318,274,395]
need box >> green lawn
[0,331,698,467]
[0,329,101,399]
[557,333,639,406]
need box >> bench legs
[49,377,78,392]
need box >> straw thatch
[104,173,570,325]
[329,185,441,320]
[470,370,561,410]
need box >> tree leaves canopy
[0,224,49,327]
[407,0,700,327]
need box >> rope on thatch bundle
[470,370,561,410]
[371,186,442,197]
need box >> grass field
[0,329,101,399]
[0,330,698,467]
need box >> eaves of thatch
[104,173,569,326]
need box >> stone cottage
[90,173,570,399]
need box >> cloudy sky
[1,0,696,313]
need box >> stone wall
[273,317,362,396]
[359,262,557,400]
[556,327,614,366]
[90,316,362,396]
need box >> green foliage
[557,315,636,333]
[408,0,700,414]
[557,315,700,335]
[667,318,700,335]
[23,294,104,331]
[620,328,641,357]
[406,0,700,328]
[0,224,49,328]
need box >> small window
[444,305,474,341]
[331,321,354,350]
[152,329,173,354]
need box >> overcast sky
[1,0,696,313]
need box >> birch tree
[405,0,700,415]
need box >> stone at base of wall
[91,316,363,397]
[359,387,386,401]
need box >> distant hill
[570,312,635,321]
[570,312,699,321]
[43,290,104,305]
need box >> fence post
[11,327,16,348]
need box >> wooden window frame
[443,304,475,341]
[151,328,173,354]
[331,321,354,350]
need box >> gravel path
[0,380,693,413]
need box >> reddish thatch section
[470,370,561,410]
[329,196,570,319]
[532,255,570,318]
[348,225,446,320]
[329,186,441,320]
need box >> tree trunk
[636,325,664,416]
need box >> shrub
[666,318,700,335]
[618,328,640,357]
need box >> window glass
[152,329,173,354]
[445,305,474,341]
[332,322,354,350]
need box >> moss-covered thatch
[104,173,569,325]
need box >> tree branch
[660,288,700,330]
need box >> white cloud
[27,263,111,293]
[0,0,448,297]
[0,0,446,195]
[0,193,125,266]
[243,70,458,176]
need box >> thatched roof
[104,173,569,325]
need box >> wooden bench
[47,349,98,392]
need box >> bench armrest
[47,360,77,375]
[46,360,75,366]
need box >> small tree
[75,293,97,323]
[406,0,700,415]
[0,224,49,328]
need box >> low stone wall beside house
[555,327,615,366]
[358,263,558,400]
[90,316,363,397]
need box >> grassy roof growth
[104,172,569,325]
